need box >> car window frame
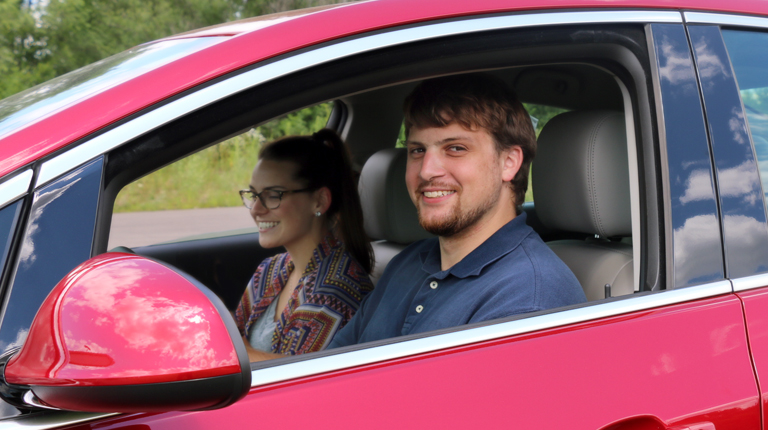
[94,10,666,381]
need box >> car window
[108,103,332,249]
[0,200,22,279]
[0,158,102,354]
[93,22,652,363]
[0,38,225,141]
[722,30,768,209]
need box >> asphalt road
[108,206,255,249]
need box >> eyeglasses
[239,188,312,210]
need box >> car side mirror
[0,252,251,413]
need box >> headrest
[359,148,434,244]
[533,110,631,237]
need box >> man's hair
[403,74,536,208]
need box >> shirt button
[429,281,438,289]
[416,305,424,313]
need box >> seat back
[358,148,434,284]
[533,110,634,300]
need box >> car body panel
[0,0,767,427]
[736,281,768,429]
[63,294,758,430]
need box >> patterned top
[235,235,373,355]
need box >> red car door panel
[70,293,758,430]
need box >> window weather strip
[36,10,681,188]
[0,412,119,430]
[0,170,32,209]
[732,273,768,292]
[684,12,768,29]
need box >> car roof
[0,0,766,179]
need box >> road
[108,206,255,249]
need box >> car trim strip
[0,412,118,430]
[36,10,681,188]
[684,12,768,28]
[731,273,768,292]
[0,170,32,209]
[251,280,732,388]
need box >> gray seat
[533,110,634,300]
[358,148,434,284]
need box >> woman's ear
[315,187,332,215]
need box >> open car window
[108,103,333,249]
[93,21,653,354]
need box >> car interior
[97,23,660,346]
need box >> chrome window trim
[36,10,681,188]
[0,170,32,209]
[251,280,732,387]
[0,412,117,430]
[732,273,768,292]
[684,12,768,28]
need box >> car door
[0,7,762,430]
[704,13,768,429]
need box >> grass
[114,103,332,212]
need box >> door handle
[600,415,715,430]
[670,423,715,430]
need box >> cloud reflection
[692,36,731,85]
[657,35,697,87]
[674,213,768,283]
[673,214,722,284]
[56,255,238,378]
[19,177,80,268]
[680,161,760,206]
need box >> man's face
[405,123,514,237]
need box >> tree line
[0,0,348,100]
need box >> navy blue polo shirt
[330,213,586,348]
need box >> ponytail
[259,129,374,273]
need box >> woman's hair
[259,129,373,273]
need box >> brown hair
[259,129,373,273]
[403,74,536,209]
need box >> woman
[234,129,374,361]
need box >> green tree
[0,0,55,98]
[0,0,352,99]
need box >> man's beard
[416,189,499,237]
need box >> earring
[315,211,322,217]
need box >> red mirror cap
[4,253,251,412]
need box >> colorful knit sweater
[235,235,373,355]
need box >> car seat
[533,110,634,300]
[358,148,434,284]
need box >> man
[329,74,585,348]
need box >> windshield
[0,37,226,141]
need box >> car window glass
[722,30,768,208]
[0,200,22,279]
[108,102,332,249]
[0,158,103,356]
[0,38,225,141]
[393,103,567,203]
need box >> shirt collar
[420,213,533,279]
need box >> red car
[1,0,768,428]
